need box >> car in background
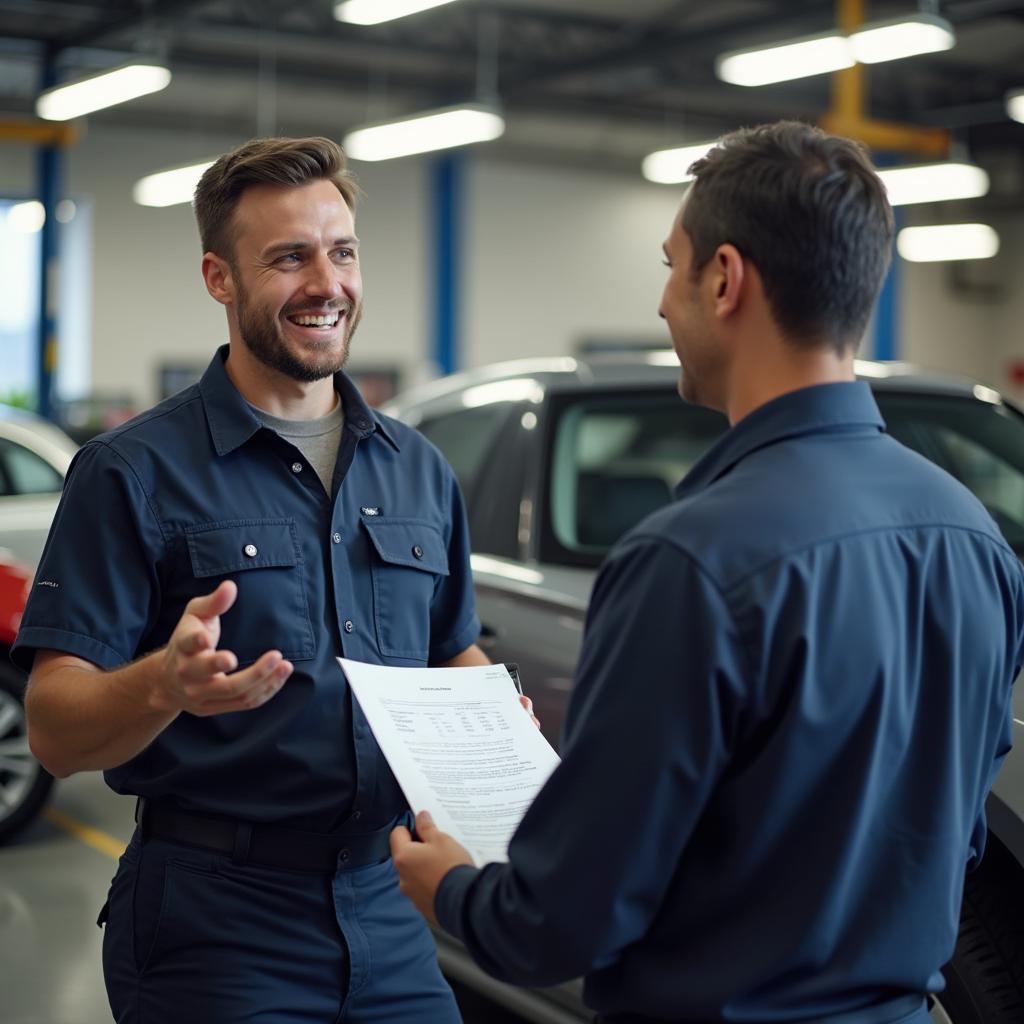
[0,403,77,569]
[0,551,54,842]
[384,353,1024,1024]
[0,403,76,843]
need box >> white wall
[2,125,1022,407]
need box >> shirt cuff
[429,614,482,666]
[435,863,480,941]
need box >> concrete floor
[0,773,524,1024]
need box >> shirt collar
[199,345,401,456]
[674,381,885,500]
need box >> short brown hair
[193,136,360,259]
[683,121,894,351]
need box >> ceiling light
[133,160,214,208]
[849,13,955,64]
[8,201,45,234]
[876,161,989,206]
[716,32,853,86]
[1007,89,1024,124]
[343,103,504,161]
[897,224,999,262]
[334,0,460,26]
[36,62,171,121]
[642,142,717,184]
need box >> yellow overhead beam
[819,0,951,159]
[0,117,80,146]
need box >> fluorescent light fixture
[1007,89,1024,124]
[133,160,214,208]
[896,224,999,262]
[37,62,171,121]
[642,141,717,184]
[335,0,459,25]
[343,103,504,161]
[849,13,954,64]
[716,32,853,86]
[877,161,989,206]
[8,201,45,234]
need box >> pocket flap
[186,519,299,578]
[361,518,449,576]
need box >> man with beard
[15,137,498,1023]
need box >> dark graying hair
[193,136,360,259]
[683,120,894,351]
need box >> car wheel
[0,661,54,843]
[935,838,1024,1023]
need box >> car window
[878,392,1024,553]
[417,405,515,499]
[0,437,64,496]
[544,392,726,564]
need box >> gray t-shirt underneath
[250,396,345,495]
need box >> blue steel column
[36,57,62,419]
[431,152,464,376]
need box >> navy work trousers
[100,832,461,1023]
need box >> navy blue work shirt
[436,382,1024,1022]
[14,346,480,831]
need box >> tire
[935,837,1024,1023]
[0,659,54,843]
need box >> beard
[234,275,363,384]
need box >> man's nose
[304,254,343,298]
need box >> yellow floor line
[43,806,127,861]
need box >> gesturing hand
[153,580,293,716]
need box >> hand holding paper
[390,810,473,926]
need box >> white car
[0,404,77,569]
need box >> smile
[287,311,343,328]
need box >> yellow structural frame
[818,0,950,158]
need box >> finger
[390,826,412,858]
[176,624,213,656]
[193,654,292,707]
[185,579,238,621]
[519,694,534,714]
[179,648,238,682]
[415,810,437,841]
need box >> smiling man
[391,122,1024,1024]
[16,137,492,1023]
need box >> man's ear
[202,252,234,306]
[711,243,745,320]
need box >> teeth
[292,314,340,327]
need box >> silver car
[385,353,1024,1024]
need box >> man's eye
[276,253,301,265]
[334,248,355,261]
[662,259,672,268]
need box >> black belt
[594,993,926,1024]
[136,798,397,872]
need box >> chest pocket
[361,517,449,662]
[185,518,315,664]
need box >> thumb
[187,579,238,620]
[389,825,412,858]
[415,810,438,842]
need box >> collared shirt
[436,382,1024,1021]
[14,347,480,831]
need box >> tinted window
[0,437,63,496]
[878,392,1024,553]
[543,391,726,566]
[417,405,513,499]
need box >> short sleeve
[426,465,481,664]
[12,441,166,672]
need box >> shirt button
[344,619,354,633]
[332,532,342,544]
[339,848,351,865]
[412,545,424,559]
[291,462,303,473]
[244,544,258,557]
[352,810,362,821]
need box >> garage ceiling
[1,0,1023,192]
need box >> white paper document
[338,658,561,866]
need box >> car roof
[384,353,1004,417]
[0,403,78,473]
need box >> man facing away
[392,121,1024,1024]
[15,136,506,1023]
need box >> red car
[0,552,53,842]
